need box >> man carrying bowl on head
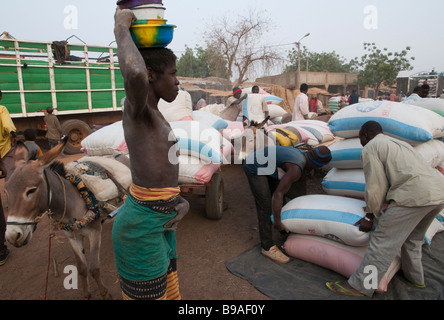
[111,6,189,300]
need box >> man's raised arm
[114,7,148,113]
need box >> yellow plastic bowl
[133,18,167,25]
[130,24,176,48]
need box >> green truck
[0,35,125,154]
[0,35,226,219]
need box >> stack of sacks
[322,138,366,199]
[414,139,444,172]
[280,194,444,292]
[80,121,128,157]
[278,194,398,293]
[402,97,444,118]
[171,120,233,184]
[327,97,342,113]
[158,90,194,122]
[278,195,370,246]
[265,120,335,147]
[199,103,226,116]
[192,109,245,141]
[192,110,229,131]
[65,155,132,210]
[323,139,444,244]
[322,115,444,242]
[283,234,400,293]
[328,100,444,146]
[325,100,444,199]
[323,139,444,199]
[267,104,289,124]
[80,117,233,185]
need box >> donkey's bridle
[6,168,67,232]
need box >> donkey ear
[38,136,68,168]
[256,116,270,129]
[13,141,29,168]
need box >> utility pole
[295,32,310,90]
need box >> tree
[350,42,415,94]
[176,45,229,79]
[204,9,281,85]
[284,47,354,73]
[176,45,209,78]
[197,44,229,79]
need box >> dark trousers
[244,172,306,250]
[0,148,15,253]
[0,197,6,253]
[48,139,59,150]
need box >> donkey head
[4,138,67,247]
[236,116,275,161]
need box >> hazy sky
[2,0,443,78]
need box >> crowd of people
[109,18,444,299]
[1,6,443,301]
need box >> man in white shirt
[243,85,269,124]
[292,83,309,121]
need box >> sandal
[326,281,364,296]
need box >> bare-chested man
[111,7,189,300]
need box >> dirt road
[0,154,325,300]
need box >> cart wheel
[61,119,92,154]
[205,172,224,220]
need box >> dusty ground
[0,153,326,300]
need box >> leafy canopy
[284,46,354,73]
[350,42,415,92]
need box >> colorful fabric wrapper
[120,259,181,300]
[130,184,180,202]
[112,194,179,283]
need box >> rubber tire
[205,172,224,220]
[61,119,92,154]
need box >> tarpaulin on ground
[225,233,444,300]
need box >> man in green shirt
[327,121,444,297]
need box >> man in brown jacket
[44,107,62,149]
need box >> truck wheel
[61,119,92,154]
[205,172,224,220]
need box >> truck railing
[0,37,125,118]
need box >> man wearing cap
[243,145,332,263]
[219,87,247,121]
[44,107,62,149]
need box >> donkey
[235,116,275,161]
[4,139,112,300]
